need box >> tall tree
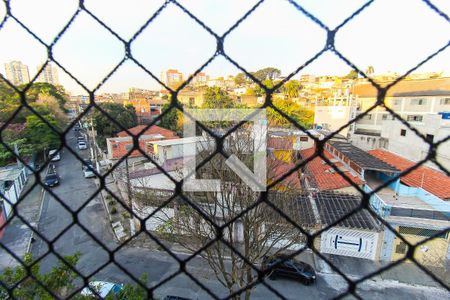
[344,69,358,80]
[151,129,305,300]
[253,67,281,82]
[0,253,80,299]
[282,80,301,98]
[159,103,182,134]
[202,87,234,109]
[233,73,247,86]
[24,114,61,152]
[268,99,314,129]
[93,103,138,141]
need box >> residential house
[295,191,382,260]
[106,125,178,161]
[378,114,450,171]
[350,77,450,150]
[368,149,450,201]
[0,165,28,238]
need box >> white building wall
[320,227,380,260]
[380,115,450,170]
[314,106,353,137]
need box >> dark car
[44,172,60,187]
[262,255,316,285]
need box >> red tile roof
[110,125,178,159]
[117,125,177,139]
[300,147,364,191]
[369,149,450,199]
[267,158,301,190]
[268,136,293,150]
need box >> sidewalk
[314,253,450,288]
[0,176,43,270]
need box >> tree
[202,87,234,109]
[0,253,81,299]
[0,253,150,299]
[253,67,281,82]
[93,103,138,147]
[159,103,182,134]
[234,73,247,86]
[365,65,375,76]
[149,127,305,300]
[268,99,314,129]
[282,80,301,98]
[344,69,358,80]
[24,114,61,152]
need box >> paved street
[2,130,445,299]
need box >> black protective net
[0,0,449,299]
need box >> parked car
[261,254,316,285]
[78,141,87,150]
[48,149,61,161]
[82,160,96,178]
[81,281,123,298]
[44,167,59,187]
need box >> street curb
[25,185,45,254]
[96,178,122,243]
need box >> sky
[0,0,449,95]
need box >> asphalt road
[30,130,450,300]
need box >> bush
[110,207,117,214]
[108,200,114,206]
[121,212,130,219]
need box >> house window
[393,99,401,106]
[407,115,423,122]
[382,114,388,120]
[300,137,308,142]
[411,98,426,105]
[426,134,434,143]
[395,242,407,254]
[400,129,406,136]
[440,98,450,105]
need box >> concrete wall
[314,106,353,137]
[380,115,450,170]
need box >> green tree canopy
[0,253,80,299]
[24,114,61,152]
[233,73,248,86]
[253,67,281,82]
[268,98,314,129]
[202,87,234,109]
[93,103,138,139]
[281,80,301,98]
[344,69,358,80]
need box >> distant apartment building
[350,77,450,151]
[190,72,209,86]
[160,69,183,88]
[36,63,59,85]
[379,114,450,171]
[4,60,30,85]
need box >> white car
[81,281,123,298]
[48,149,61,161]
[78,141,87,150]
